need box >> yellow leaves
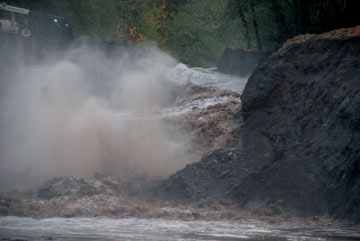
[137,33,147,42]
[129,26,137,37]
[117,24,147,45]
[116,0,172,47]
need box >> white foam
[166,63,248,93]
[2,216,354,240]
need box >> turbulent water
[1,65,359,241]
[99,63,246,119]
[159,64,245,119]
[167,63,247,93]
[1,216,359,241]
[0,47,245,190]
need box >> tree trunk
[299,0,311,33]
[293,0,301,35]
[238,7,251,49]
[270,0,289,43]
[250,1,263,53]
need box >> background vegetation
[3,0,360,67]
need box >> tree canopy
[4,0,360,67]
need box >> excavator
[0,2,32,38]
[0,2,73,41]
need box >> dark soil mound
[160,26,360,222]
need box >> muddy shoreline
[1,174,360,231]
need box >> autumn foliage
[116,0,171,47]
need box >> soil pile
[160,26,360,222]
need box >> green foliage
[3,0,360,67]
[165,0,228,67]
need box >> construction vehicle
[0,2,73,42]
[0,2,32,38]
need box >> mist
[0,41,191,190]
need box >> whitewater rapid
[1,216,359,241]
[1,65,359,241]
[159,64,245,117]
[93,64,245,121]
[166,63,248,94]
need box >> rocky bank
[160,26,360,222]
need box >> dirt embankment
[159,26,360,222]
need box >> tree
[249,0,263,53]
[4,0,360,66]
[226,0,266,52]
[228,0,251,49]
[165,0,227,66]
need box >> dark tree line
[2,0,359,66]
[227,0,360,53]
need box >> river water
[166,64,248,94]
[1,216,359,241]
[1,65,359,241]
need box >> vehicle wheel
[20,26,32,38]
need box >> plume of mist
[0,41,191,190]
